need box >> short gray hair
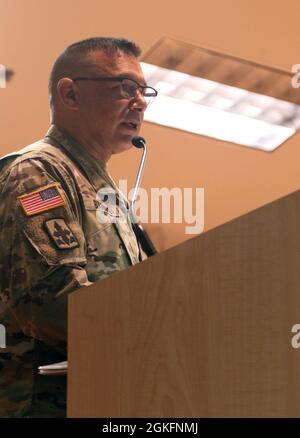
[48,37,142,108]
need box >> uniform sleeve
[0,157,92,345]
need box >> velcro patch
[44,218,79,249]
[18,183,66,216]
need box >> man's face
[75,50,148,155]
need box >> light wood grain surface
[68,190,300,417]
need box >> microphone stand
[130,136,157,257]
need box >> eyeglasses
[71,76,158,106]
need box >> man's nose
[129,89,148,112]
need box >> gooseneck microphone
[131,136,145,149]
[130,136,157,257]
[130,136,147,217]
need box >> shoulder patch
[18,183,66,216]
[44,218,79,249]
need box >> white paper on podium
[38,360,68,375]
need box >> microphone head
[132,136,146,149]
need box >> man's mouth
[122,122,138,130]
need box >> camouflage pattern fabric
[0,125,147,417]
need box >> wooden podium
[67,190,300,417]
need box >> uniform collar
[44,124,111,191]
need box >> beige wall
[1,0,300,251]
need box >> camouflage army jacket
[0,125,146,417]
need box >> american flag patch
[18,183,66,216]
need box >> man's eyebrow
[119,72,147,86]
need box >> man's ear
[56,78,79,110]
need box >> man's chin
[111,139,134,155]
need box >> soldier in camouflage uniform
[0,37,156,417]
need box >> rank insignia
[44,218,79,249]
[18,183,66,216]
